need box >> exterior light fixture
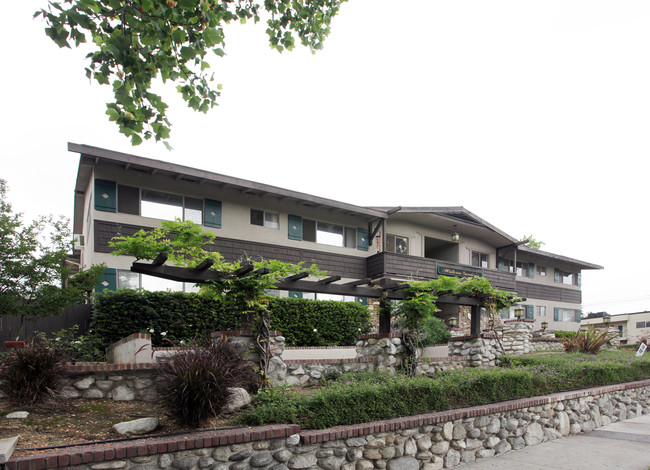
[603,315,611,325]
[451,233,460,242]
[514,308,524,319]
[541,321,548,330]
[488,319,495,328]
[448,317,458,328]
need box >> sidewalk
[454,414,650,470]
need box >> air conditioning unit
[73,234,85,250]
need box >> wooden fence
[0,303,93,351]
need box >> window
[516,261,527,277]
[184,197,203,224]
[537,265,546,277]
[554,268,579,286]
[117,270,198,292]
[387,234,409,255]
[251,209,279,229]
[538,306,546,317]
[636,321,650,329]
[500,307,516,319]
[288,291,360,302]
[141,190,183,220]
[117,270,140,289]
[472,252,488,268]
[555,308,578,322]
[141,190,203,224]
[501,305,534,319]
[316,222,344,246]
[498,258,514,273]
[302,219,357,248]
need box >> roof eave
[68,143,387,220]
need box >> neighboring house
[581,311,650,344]
[69,143,602,332]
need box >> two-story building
[69,143,602,332]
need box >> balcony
[366,252,516,291]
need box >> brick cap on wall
[6,379,650,468]
[211,330,283,338]
[5,425,300,470]
[358,333,401,340]
[450,333,498,341]
[300,378,650,444]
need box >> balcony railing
[366,252,516,291]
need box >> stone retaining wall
[58,367,157,401]
[529,338,564,352]
[500,320,534,355]
[448,336,501,367]
[6,380,650,470]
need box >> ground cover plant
[238,350,650,429]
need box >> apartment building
[582,311,650,344]
[69,143,602,331]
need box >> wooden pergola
[131,254,518,336]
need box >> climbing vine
[392,276,521,376]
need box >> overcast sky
[2,1,649,315]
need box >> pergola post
[378,299,391,334]
[470,305,481,336]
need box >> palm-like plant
[562,325,618,354]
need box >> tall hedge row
[92,290,239,349]
[268,298,372,347]
[91,290,372,350]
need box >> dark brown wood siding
[515,280,582,304]
[94,220,367,279]
[365,253,517,291]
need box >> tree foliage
[0,180,104,336]
[35,0,347,147]
[521,234,544,250]
[109,219,325,325]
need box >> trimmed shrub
[554,330,577,339]
[239,351,650,429]
[418,316,452,346]
[91,290,372,350]
[155,338,257,427]
[268,298,372,346]
[240,371,449,429]
[92,289,240,349]
[0,340,68,405]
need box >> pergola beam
[320,275,341,284]
[195,259,214,271]
[284,272,309,282]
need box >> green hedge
[91,290,371,350]
[554,330,577,339]
[92,290,239,349]
[268,298,371,347]
[238,351,650,429]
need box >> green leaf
[179,46,197,62]
[203,27,223,47]
[106,107,120,121]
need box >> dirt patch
[0,399,237,457]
